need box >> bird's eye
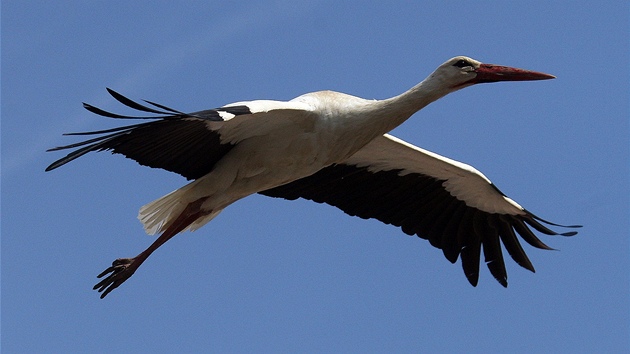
[453,59,472,68]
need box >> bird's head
[431,56,555,90]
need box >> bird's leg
[93,197,209,298]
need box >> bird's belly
[234,134,328,184]
[190,133,331,208]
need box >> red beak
[473,63,555,83]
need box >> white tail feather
[138,188,187,235]
[138,184,225,235]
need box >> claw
[93,258,137,298]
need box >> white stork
[46,56,579,298]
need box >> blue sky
[2,1,629,352]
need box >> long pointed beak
[474,63,555,83]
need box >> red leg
[94,198,209,298]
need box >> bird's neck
[365,77,455,134]
[322,78,456,164]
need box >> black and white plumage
[46,56,579,298]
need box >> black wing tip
[465,273,479,287]
[82,88,197,120]
[521,210,581,241]
[497,278,508,288]
[45,159,65,172]
[513,255,536,273]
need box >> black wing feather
[481,214,508,287]
[460,210,482,286]
[107,88,175,115]
[497,216,535,272]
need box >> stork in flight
[47,56,579,298]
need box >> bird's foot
[93,258,138,299]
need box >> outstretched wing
[261,134,579,286]
[46,88,312,180]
